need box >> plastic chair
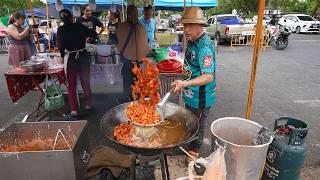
[159,73,184,107]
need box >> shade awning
[154,0,217,11]
[48,0,126,9]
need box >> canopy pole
[122,0,125,21]
[245,0,266,120]
[29,0,41,52]
[46,0,51,51]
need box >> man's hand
[172,80,188,93]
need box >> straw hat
[181,7,207,25]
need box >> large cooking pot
[100,102,199,156]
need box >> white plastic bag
[188,147,227,180]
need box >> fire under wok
[100,102,199,156]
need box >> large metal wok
[100,102,199,156]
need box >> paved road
[210,33,320,165]
[0,33,319,178]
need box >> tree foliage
[207,0,320,18]
[0,0,45,17]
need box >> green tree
[207,0,268,18]
[0,0,45,17]
[307,0,320,17]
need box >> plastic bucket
[210,117,273,180]
[97,45,112,56]
[155,48,169,62]
[90,63,123,86]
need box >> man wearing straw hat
[172,7,216,157]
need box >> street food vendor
[172,7,216,156]
[57,9,92,120]
[117,5,149,99]
[76,6,105,44]
[139,5,157,48]
[6,12,32,68]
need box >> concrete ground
[0,33,320,179]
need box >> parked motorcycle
[268,25,291,50]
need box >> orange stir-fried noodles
[127,58,161,125]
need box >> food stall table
[5,67,65,121]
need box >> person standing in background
[117,5,149,99]
[107,10,120,45]
[57,9,92,120]
[139,5,157,48]
[6,12,32,68]
[76,6,105,44]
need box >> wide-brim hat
[180,7,207,26]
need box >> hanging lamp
[88,0,96,11]
[72,0,81,17]
[55,0,64,11]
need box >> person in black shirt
[107,10,120,45]
[57,9,92,119]
[76,6,105,44]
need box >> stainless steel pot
[19,60,46,72]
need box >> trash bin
[211,117,273,180]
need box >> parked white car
[279,14,320,34]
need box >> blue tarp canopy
[48,0,126,9]
[19,8,46,18]
[154,0,217,11]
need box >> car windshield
[217,16,238,22]
[297,16,315,21]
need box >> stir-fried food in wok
[127,58,161,125]
[113,123,133,144]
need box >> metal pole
[46,0,51,51]
[29,0,41,51]
[245,0,266,120]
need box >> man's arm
[172,73,214,92]
[173,47,216,92]
[95,17,105,35]
[154,19,157,40]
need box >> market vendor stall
[5,56,65,119]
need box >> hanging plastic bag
[72,5,81,17]
[55,0,64,12]
[89,0,97,11]
[44,75,65,111]
[187,147,227,180]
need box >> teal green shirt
[182,33,216,109]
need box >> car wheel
[214,32,221,44]
[296,26,301,34]
[312,32,319,34]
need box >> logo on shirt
[192,51,196,59]
[182,59,192,80]
[82,21,94,29]
[204,56,212,68]
[184,89,194,99]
